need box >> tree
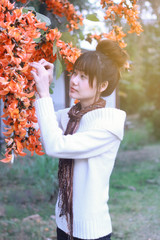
[0,0,143,162]
[139,0,160,22]
[119,4,160,139]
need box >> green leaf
[22,7,35,14]
[86,14,100,22]
[55,58,63,80]
[49,81,55,94]
[53,41,58,56]
[36,12,51,26]
[22,7,51,26]
[60,32,78,46]
[50,82,55,89]
[34,37,41,43]
[49,87,54,94]
[78,30,85,41]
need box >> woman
[31,39,128,240]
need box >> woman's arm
[31,59,124,159]
[30,59,53,98]
[35,97,120,159]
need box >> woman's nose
[71,75,79,85]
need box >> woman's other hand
[30,59,54,98]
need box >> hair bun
[96,39,129,68]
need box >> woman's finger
[31,70,39,82]
[39,58,51,65]
[39,59,53,70]
[37,60,54,84]
[38,59,46,64]
[39,58,46,63]
[30,62,45,75]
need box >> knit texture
[35,97,126,239]
[58,98,106,240]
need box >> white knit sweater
[35,97,126,239]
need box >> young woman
[31,39,128,240]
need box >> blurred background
[0,0,160,239]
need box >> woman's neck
[80,97,101,109]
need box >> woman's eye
[72,71,77,76]
[81,74,86,79]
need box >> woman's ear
[100,81,108,93]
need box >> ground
[110,144,160,240]
[0,135,160,239]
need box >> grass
[109,144,160,240]
[0,153,58,240]
[120,115,155,150]
[0,118,160,239]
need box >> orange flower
[44,0,83,31]
[74,99,80,104]
[99,0,143,47]
[0,153,13,163]
[17,0,83,31]
[14,138,27,156]
[3,126,14,137]
[0,0,143,163]
[46,28,62,41]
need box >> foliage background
[119,1,160,139]
[22,0,160,139]
[0,0,160,239]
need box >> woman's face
[69,69,99,108]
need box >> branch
[23,0,31,8]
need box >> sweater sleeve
[35,97,122,159]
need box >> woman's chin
[69,92,77,99]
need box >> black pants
[57,227,112,240]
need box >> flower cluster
[91,25,127,48]
[56,40,81,72]
[92,0,143,47]
[16,0,83,31]
[0,0,81,163]
[44,0,83,31]
[32,29,81,72]
[103,0,143,34]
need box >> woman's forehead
[74,68,88,75]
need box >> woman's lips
[70,87,77,92]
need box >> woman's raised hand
[30,59,54,98]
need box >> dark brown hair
[73,39,129,97]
